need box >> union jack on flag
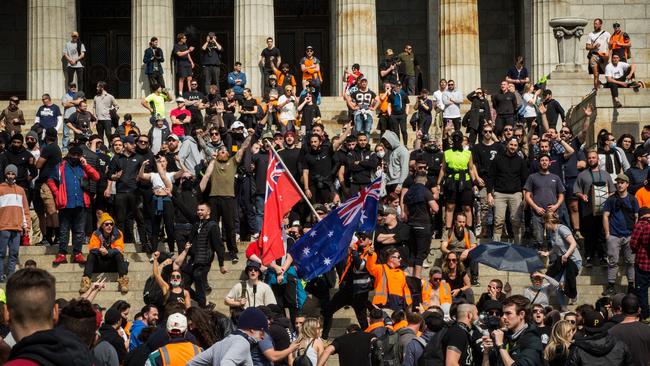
[265,154,286,198]
[337,176,382,225]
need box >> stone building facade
[1,0,648,101]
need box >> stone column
[27,0,68,99]
[331,0,379,95]
[131,0,175,98]
[235,0,274,98]
[439,0,481,91]
[531,0,568,80]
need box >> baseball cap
[385,49,394,56]
[268,74,277,80]
[583,310,605,334]
[615,173,629,183]
[166,313,188,334]
[482,299,503,312]
[167,134,180,141]
[429,266,443,278]
[613,22,621,28]
[245,260,262,272]
[611,293,626,310]
[45,127,58,139]
[306,45,314,50]
[68,145,83,155]
[175,97,185,103]
[124,135,136,144]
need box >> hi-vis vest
[421,278,452,305]
[159,341,202,366]
[366,252,412,307]
[444,149,471,181]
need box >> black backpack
[370,330,401,366]
[418,326,449,366]
[142,276,164,310]
[294,339,315,366]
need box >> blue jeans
[254,195,265,233]
[531,213,545,249]
[59,207,86,255]
[62,122,70,152]
[354,112,373,134]
[0,231,21,277]
[635,266,650,319]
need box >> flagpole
[268,143,321,221]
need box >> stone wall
[568,0,649,79]
[0,0,27,98]
[376,0,432,89]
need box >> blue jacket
[143,47,165,75]
[129,319,147,351]
[227,71,247,95]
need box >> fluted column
[27,0,68,99]
[532,0,568,80]
[235,0,275,98]
[439,0,481,91]
[131,0,174,98]
[331,0,379,95]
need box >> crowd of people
[0,17,648,366]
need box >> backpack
[418,326,449,366]
[142,276,164,310]
[294,339,315,366]
[370,330,401,366]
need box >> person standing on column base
[63,31,86,92]
[143,37,166,91]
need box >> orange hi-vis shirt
[366,252,412,308]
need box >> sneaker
[117,276,129,294]
[0,275,6,283]
[251,233,260,240]
[36,239,51,246]
[231,253,239,264]
[569,296,578,305]
[205,302,216,311]
[574,231,584,240]
[423,259,432,269]
[53,253,68,265]
[599,257,608,267]
[73,253,87,264]
[584,257,593,268]
[615,100,623,108]
[471,278,480,287]
[602,283,616,296]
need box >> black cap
[10,133,23,143]
[68,145,83,155]
[45,127,58,139]
[583,310,605,333]
[482,300,503,312]
[245,260,262,272]
[634,146,649,159]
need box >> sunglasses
[532,309,544,314]
[170,274,182,279]
[103,222,114,227]
[488,310,502,316]
[483,130,493,134]
[504,128,513,131]
[447,258,457,262]
[390,255,401,260]
[567,320,576,324]
[432,277,442,281]
[210,132,220,136]
[560,130,571,134]
[137,140,149,144]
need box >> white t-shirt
[226,280,277,309]
[442,90,462,119]
[605,62,631,79]
[278,95,298,122]
[150,172,175,190]
[522,93,537,118]
[587,31,611,55]
[433,89,445,111]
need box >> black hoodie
[97,323,126,364]
[567,331,632,366]
[7,328,94,366]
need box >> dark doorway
[174,0,234,94]
[275,0,330,95]
[80,0,131,98]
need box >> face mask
[288,232,299,239]
[463,145,470,151]
[10,145,21,152]
[68,157,80,166]
[181,179,194,190]
[5,177,15,185]
[26,141,36,150]
[610,142,617,149]
[232,132,243,139]
[377,151,385,158]
[425,144,438,153]
[170,280,181,287]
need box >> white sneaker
[251,233,260,240]
[423,258,432,268]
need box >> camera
[478,312,501,332]
[390,56,402,67]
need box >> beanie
[237,307,269,332]
[5,164,17,176]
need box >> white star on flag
[262,236,268,242]
[328,231,334,237]
[303,247,310,256]
[323,257,332,265]
[310,230,317,237]
[360,212,368,224]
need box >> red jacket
[46,160,100,210]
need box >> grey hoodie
[179,136,202,175]
[382,131,409,186]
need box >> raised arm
[199,159,215,192]
[234,134,253,164]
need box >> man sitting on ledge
[79,212,129,294]
[605,53,638,108]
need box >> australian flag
[289,175,382,281]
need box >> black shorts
[564,177,577,200]
[177,64,193,78]
[444,187,474,206]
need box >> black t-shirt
[173,43,190,65]
[304,145,334,184]
[298,95,320,132]
[241,98,257,112]
[410,148,444,179]
[405,184,434,226]
[68,111,96,133]
[443,323,473,366]
[379,59,398,85]
[506,66,529,93]
[472,142,505,179]
[376,223,411,253]
[183,91,206,112]
[38,142,62,184]
[260,47,281,70]
[331,331,374,366]
[349,89,377,110]
[402,174,436,189]
[202,43,221,65]
[563,137,585,180]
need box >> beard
[217,153,229,162]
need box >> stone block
[625,19,649,33]
[621,93,650,107]
[580,0,624,4]
[604,4,647,18]
[628,33,647,48]
[569,5,604,19]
